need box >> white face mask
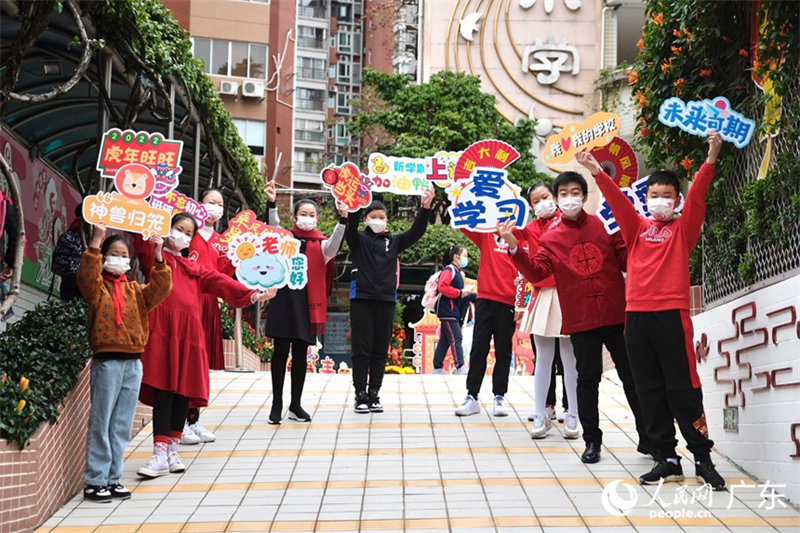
[647,197,676,221]
[558,196,584,218]
[296,215,317,231]
[204,203,224,221]
[103,256,130,275]
[534,199,557,219]
[366,219,387,233]
[168,229,192,251]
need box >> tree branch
[0,153,27,317]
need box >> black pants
[465,298,516,398]
[570,324,646,446]
[271,337,309,408]
[152,389,189,437]
[433,318,464,369]
[350,299,396,395]
[626,310,714,460]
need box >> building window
[297,26,326,49]
[337,32,351,53]
[297,57,327,80]
[297,0,327,19]
[232,119,266,156]
[192,37,268,80]
[336,93,349,114]
[336,62,351,84]
[294,151,322,173]
[295,119,325,142]
[296,88,325,111]
[335,123,349,145]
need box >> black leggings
[152,389,190,437]
[271,337,309,407]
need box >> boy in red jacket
[497,172,648,464]
[576,132,725,489]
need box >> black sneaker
[368,396,383,413]
[639,458,685,485]
[288,404,311,422]
[354,392,370,414]
[268,403,282,425]
[83,485,112,502]
[695,459,726,491]
[108,483,132,500]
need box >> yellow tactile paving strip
[37,372,800,533]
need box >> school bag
[51,228,83,277]
[421,270,442,311]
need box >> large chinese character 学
[452,200,488,229]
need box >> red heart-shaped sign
[561,137,572,151]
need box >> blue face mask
[459,257,469,269]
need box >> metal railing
[297,66,327,80]
[295,130,325,143]
[294,161,321,174]
[297,37,325,50]
[296,99,325,111]
[297,6,327,19]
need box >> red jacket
[509,211,627,335]
[460,230,518,306]
[513,213,562,288]
[594,163,716,312]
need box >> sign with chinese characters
[82,162,170,237]
[452,139,519,181]
[221,210,307,290]
[522,37,580,85]
[96,129,183,189]
[320,162,372,212]
[596,175,684,235]
[658,96,756,148]
[446,165,529,233]
[542,112,620,167]
[366,153,440,196]
[150,190,208,226]
[591,137,639,188]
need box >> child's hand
[90,222,107,248]
[496,220,518,250]
[576,149,603,176]
[264,180,276,202]
[706,131,722,165]
[252,288,278,302]
[337,202,350,219]
[151,235,164,262]
[422,187,435,209]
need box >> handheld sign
[542,112,621,167]
[597,176,685,235]
[658,96,755,148]
[591,137,639,188]
[150,190,208,226]
[320,163,372,212]
[366,154,434,195]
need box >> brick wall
[223,339,270,371]
[0,362,90,533]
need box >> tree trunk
[0,152,26,317]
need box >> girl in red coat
[181,189,234,445]
[134,213,276,478]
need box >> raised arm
[397,188,434,251]
[141,235,172,311]
[75,248,105,310]
[322,203,349,260]
[345,209,362,251]
[682,131,721,248]
[497,220,553,283]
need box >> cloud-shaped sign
[238,254,286,289]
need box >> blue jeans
[433,318,464,369]
[84,358,142,487]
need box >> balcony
[298,6,327,19]
[294,161,321,174]
[295,130,325,143]
[296,99,325,111]
[297,37,326,50]
[297,66,327,80]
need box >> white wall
[0,282,52,333]
[693,274,800,504]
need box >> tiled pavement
[38,371,800,532]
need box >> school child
[134,213,275,478]
[514,183,579,440]
[264,182,348,424]
[181,188,234,445]
[576,132,725,489]
[76,222,172,501]
[454,227,520,418]
[497,171,648,464]
[346,189,435,413]
[432,245,475,375]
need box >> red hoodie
[460,230,519,306]
[594,163,716,312]
[509,211,627,335]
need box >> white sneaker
[558,409,567,423]
[189,422,216,442]
[137,454,169,478]
[545,405,556,420]
[431,368,446,375]
[492,395,509,417]
[563,413,580,439]
[455,365,469,375]
[168,451,186,473]
[527,411,536,422]
[455,395,480,416]
[180,423,201,445]
[531,414,553,439]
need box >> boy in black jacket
[346,188,434,413]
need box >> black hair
[526,182,555,199]
[100,235,128,256]
[199,188,222,203]
[553,171,588,196]
[294,199,318,216]
[171,212,198,237]
[442,245,466,267]
[646,170,681,196]
[363,200,387,217]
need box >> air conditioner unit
[218,81,239,95]
[242,80,265,99]
[329,85,338,93]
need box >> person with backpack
[51,203,85,301]
[431,246,474,375]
